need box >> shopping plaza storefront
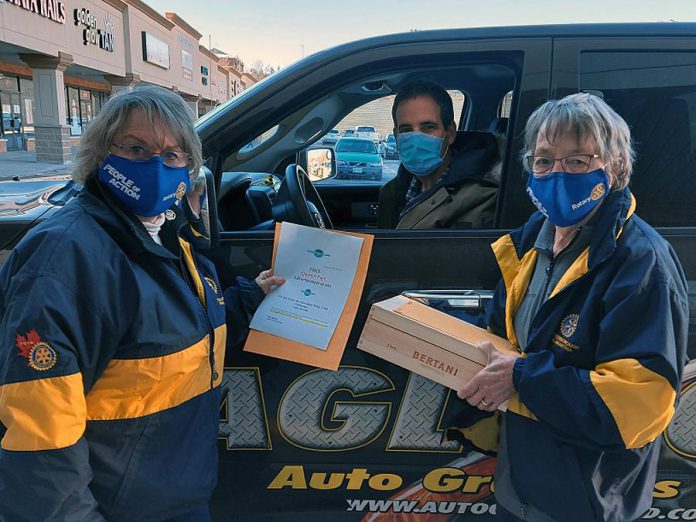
[0,0,251,162]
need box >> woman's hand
[457,341,518,412]
[255,269,286,295]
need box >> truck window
[323,91,468,189]
[580,51,696,227]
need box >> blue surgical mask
[98,154,191,217]
[397,131,447,177]
[526,168,610,227]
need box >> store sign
[74,9,115,52]
[177,34,194,50]
[142,32,170,69]
[5,0,67,24]
[182,50,193,81]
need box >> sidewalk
[0,150,73,181]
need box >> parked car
[334,137,383,181]
[384,132,398,159]
[2,23,696,521]
[321,128,341,145]
[353,125,380,143]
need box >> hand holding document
[250,222,363,350]
[244,222,373,369]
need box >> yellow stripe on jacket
[179,238,207,306]
[590,358,676,449]
[87,324,227,420]
[0,324,227,450]
[0,373,86,451]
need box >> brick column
[20,52,73,164]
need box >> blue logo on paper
[307,249,330,258]
[302,289,315,297]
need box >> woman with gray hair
[448,93,688,521]
[0,85,282,521]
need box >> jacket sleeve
[0,272,110,521]
[223,276,266,349]
[512,275,688,450]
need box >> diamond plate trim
[666,381,696,459]
[388,373,459,451]
[219,369,269,449]
[279,367,392,451]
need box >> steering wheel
[271,164,333,229]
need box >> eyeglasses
[525,154,600,175]
[111,142,191,168]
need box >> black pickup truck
[1,23,695,521]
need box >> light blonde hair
[522,93,634,190]
[72,85,202,183]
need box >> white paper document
[249,223,364,350]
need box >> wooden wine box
[357,295,518,391]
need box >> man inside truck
[377,80,502,229]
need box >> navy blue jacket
[448,188,688,521]
[0,179,236,521]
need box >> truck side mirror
[181,166,220,249]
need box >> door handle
[401,289,494,310]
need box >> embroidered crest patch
[560,314,579,338]
[16,329,57,371]
[204,276,219,294]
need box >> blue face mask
[98,154,191,217]
[397,131,447,177]
[526,168,611,227]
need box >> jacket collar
[441,131,501,187]
[78,177,184,260]
[585,186,636,269]
[491,187,636,348]
[505,187,636,269]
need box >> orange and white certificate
[244,222,373,370]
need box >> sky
[145,0,696,70]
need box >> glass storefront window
[1,75,26,150]
[66,86,81,135]
[80,89,92,130]
[19,78,34,137]
[65,87,108,135]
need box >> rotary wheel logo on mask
[175,182,187,201]
[590,183,606,201]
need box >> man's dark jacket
[378,131,501,229]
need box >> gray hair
[72,85,202,184]
[522,93,634,190]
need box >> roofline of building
[165,12,203,40]
[220,65,242,77]
[102,0,128,11]
[123,0,175,30]
[199,45,220,63]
